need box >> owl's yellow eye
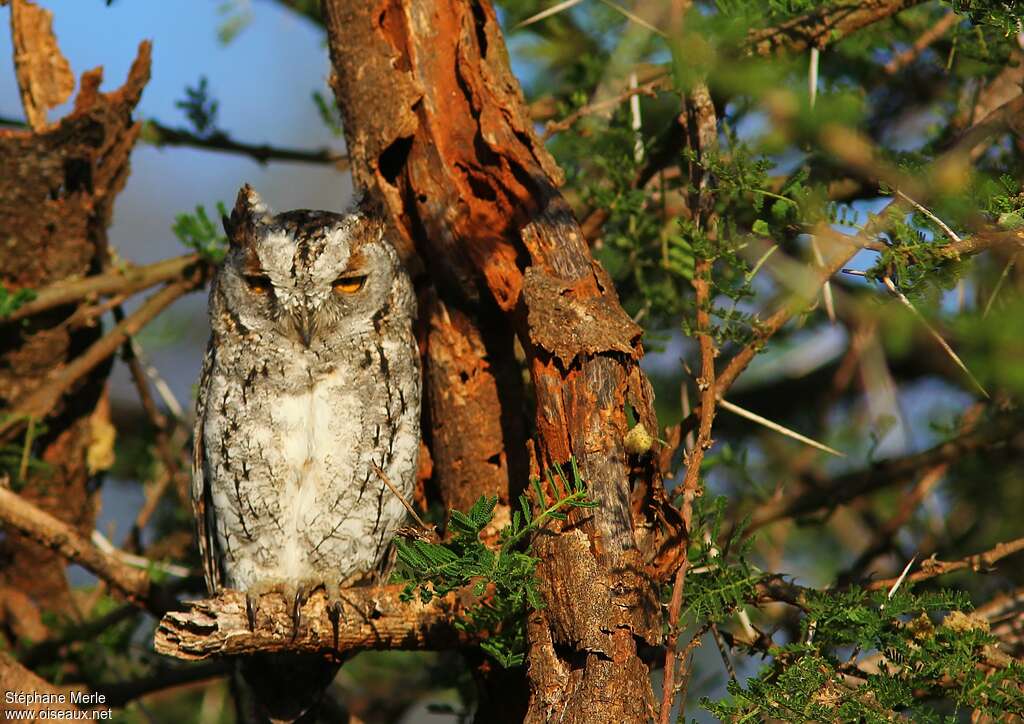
[244,275,273,294]
[332,275,367,294]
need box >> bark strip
[323,2,679,720]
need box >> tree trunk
[0,29,151,615]
[322,2,682,720]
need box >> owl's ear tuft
[226,184,272,248]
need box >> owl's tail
[233,653,342,723]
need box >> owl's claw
[245,593,258,631]
[327,585,347,652]
[291,589,304,639]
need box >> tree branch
[3,253,201,322]
[866,537,1024,591]
[0,484,167,613]
[155,587,476,661]
[661,84,719,724]
[746,412,1021,532]
[143,120,349,168]
[0,274,205,442]
[0,115,349,169]
[744,0,928,57]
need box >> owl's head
[213,184,413,348]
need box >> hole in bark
[486,453,501,467]
[379,135,414,186]
[459,370,470,383]
[63,158,93,194]
[508,152,540,199]
[417,193,427,203]
[470,2,488,56]
[466,172,496,202]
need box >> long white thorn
[810,236,836,322]
[718,398,846,457]
[809,47,819,109]
[894,188,962,243]
[881,277,988,398]
[516,0,585,28]
[885,555,918,604]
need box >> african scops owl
[192,184,420,615]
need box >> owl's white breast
[272,360,360,581]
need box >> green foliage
[946,1,1024,34]
[312,90,344,137]
[175,76,219,136]
[705,586,1024,721]
[0,285,35,319]
[393,459,597,667]
[172,202,229,264]
[216,0,254,44]
[0,418,50,490]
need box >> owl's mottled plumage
[192,185,420,609]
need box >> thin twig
[884,12,959,75]
[515,0,584,28]
[372,462,432,532]
[747,412,1016,532]
[541,73,669,141]
[809,236,836,322]
[144,120,349,168]
[596,0,667,37]
[91,530,191,578]
[885,555,917,601]
[982,258,1015,319]
[868,537,1024,591]
[0,114,348,169]
[661,84,718,724]
[744,0,928,57]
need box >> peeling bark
[0,41,151,613]
[323,2,680,720]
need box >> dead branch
[155,586,477,661]
[745,0,928,57]
[0,274,205,443]
[0,651,88,715]
[884,11,958,75]
[0,483,163,612]
[3,253,201,322]
[867,537,1024,591]
[541,73,670,141]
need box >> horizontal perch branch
[155,586,477,661]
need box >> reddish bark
[0,42,151,613]
[323,2,681,719]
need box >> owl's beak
[292,310,315,348]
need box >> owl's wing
[192,342,223,594]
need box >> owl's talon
[328,599,345,652]
[245,593,258,631]
[291,590,304,639]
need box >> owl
[191,184,420,647]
